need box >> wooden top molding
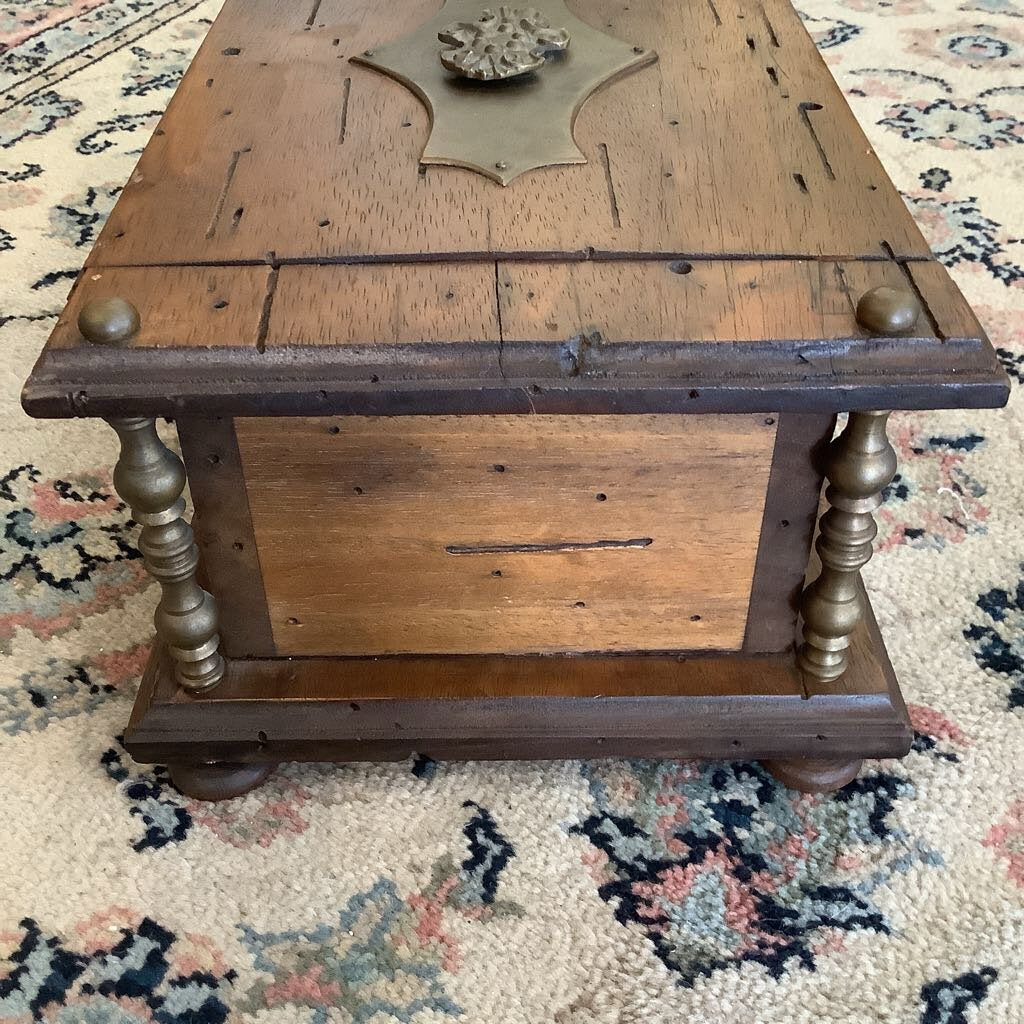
[84,0,932,265]
[24,257,1008,417]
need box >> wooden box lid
[22,0,1009,418]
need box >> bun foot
[761,757,863,794]
[169,761,276,801]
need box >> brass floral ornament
[438,7,570,81]
[351,0,656,185]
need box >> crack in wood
[206,147,249,240]
[256,267,279,353]
[306,0,322,27]
[895,257,943,339]
[759,4,780,46]
[445,538,653,555]
[798,102,835,180]
[339,76,352,144]
[597,143,621,230]
[493,262,507,379]
[706,0,723,26]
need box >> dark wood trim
[124,588,913,766]
[22,347,1010,420]
[176,416,275,657]
[743,413,835,653]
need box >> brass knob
[855,286,920,335]
[77,297,141,346]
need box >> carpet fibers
[2,1,1023,1021]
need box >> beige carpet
[2,1,1023,1021]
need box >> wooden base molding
[126,587,911,797]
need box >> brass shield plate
[350,0,656,186]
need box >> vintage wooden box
[22,0,1008,799]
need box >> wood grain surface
[48,265,272,350]
[86,0,930,265]
[235,413,777,655]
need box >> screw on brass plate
[855,286,921,335]
[78,297,141,346]
[495,161,508,170]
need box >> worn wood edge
[177,419,275,657]
[22,359,1011,419]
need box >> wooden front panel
[235,414,777,655]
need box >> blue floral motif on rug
[571,759,935,985]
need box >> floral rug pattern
[1,0,1023,1021]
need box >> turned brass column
[797,287,919,684]
[78,298,224,694]
[798,410,897,683]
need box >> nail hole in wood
[222,47,241,55]
[232,541,244,551]
[689,389,700,399]
[780,519,790,528]
[493,463,506,473]
[222,108,233,116]
[213,299,229,309]
[595,492,607,502]
[445,290,455,299]
[746,36,755,49]
[205,78,214,87]
[669,118,679,126]
[154,129,165,136]
[793,172,808,194]
[402,120,412,127]
[207,453,221,465]
[327,424,340,434]
[350,701,360,711]
[530,384,541,394]
[370,374,380,383]
[574,601,587,608]
[287,616,300,625]
[318,218,330,227]
[114,230,125,238]
[491,569,502,577]
[816,734,827,741]
[257,730,268,746]
[731,739,741,747]
[669,260,692,275]
[664,170,673,178]
[690,613,702,621]
[764,416,775,425]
